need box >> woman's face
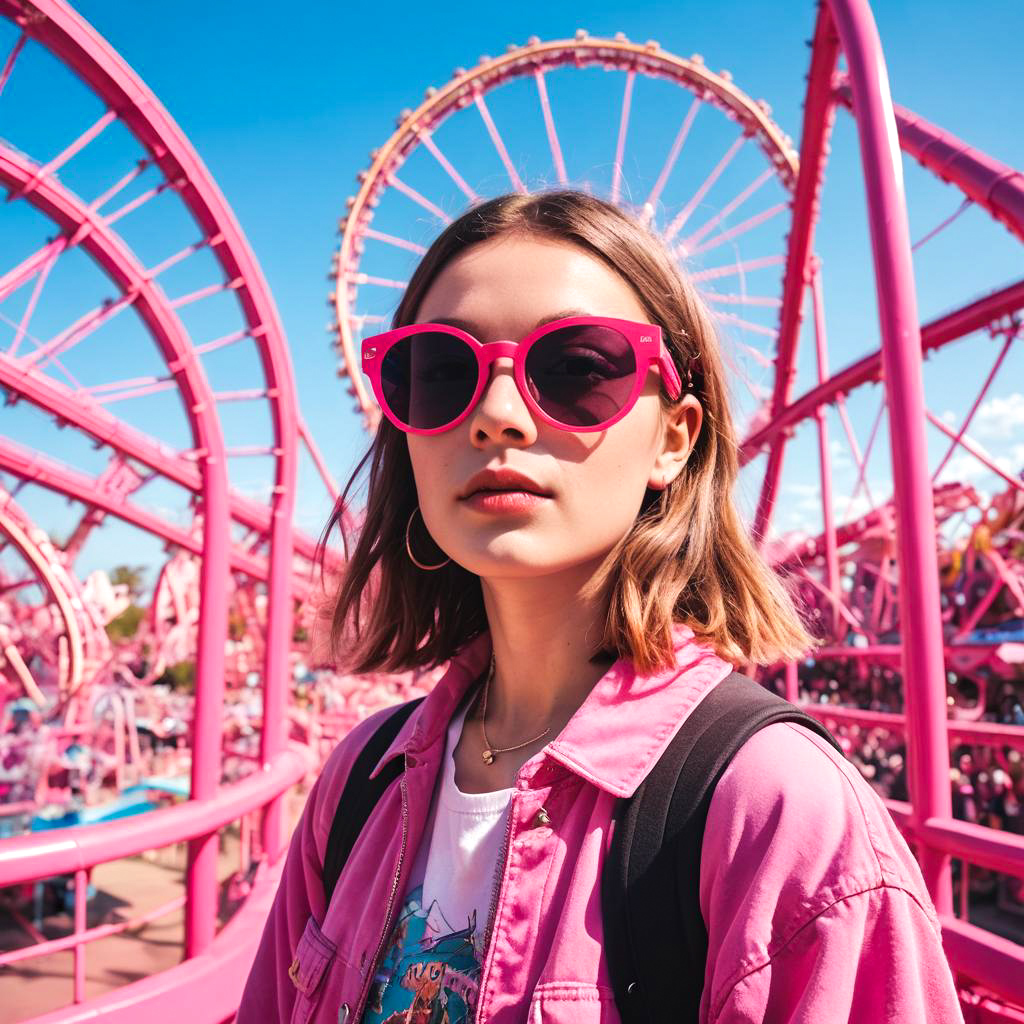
[407,232,702,581]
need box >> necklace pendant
[482,749,495,765]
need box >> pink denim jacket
[239,624,964,1023]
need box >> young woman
[239,190,964,1023]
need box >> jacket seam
[708,882,941,1022]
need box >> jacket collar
[370,623,734,799]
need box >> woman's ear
[648,395,702,490]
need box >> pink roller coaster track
[0,0,1022,1020]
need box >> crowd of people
[768,660,1024,927]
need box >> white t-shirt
[361,698,513,1023]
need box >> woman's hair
[319,189,820,674]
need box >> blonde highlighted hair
[320,189,820,674]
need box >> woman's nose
[467,357,538,445]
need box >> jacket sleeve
[698,721,964,1024]
[236,706,400,1022]
[709,882,965,1022]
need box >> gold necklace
[479,652,551,765]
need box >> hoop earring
[405,506,451,571]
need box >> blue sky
[2,0,1022,587]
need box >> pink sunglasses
[361,315,683,435]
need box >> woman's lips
[461,489,552,513]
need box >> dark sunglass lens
[525,325,637,427]
[380,331,478,430]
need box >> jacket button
[530,807,551,828]
[626,981,638,996]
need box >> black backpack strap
[322,697,425,907]
[602,671,846,1023]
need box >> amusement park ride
[0,0,1022,1019]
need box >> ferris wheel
[331,32,799,445]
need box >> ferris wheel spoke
[641,97,701,225]
[533,69,568,186]
[686,201,788,258]
[610,70,636,205]
[732,339,775,369]
[472,90,527,195]
[663,135,746,244]
[712,310,778,338]
[930,331,1014,485]
[690,253,784,282]
[387,175,452,224]
[361,227,427,256]
[416,130,479,204]
[681,168,774,249]
[345,272,408,290]
[347,313,388,330]
[0,29,26,98]
[705,292,782,308]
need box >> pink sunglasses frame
[360,314,683,435]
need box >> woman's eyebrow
[427,309,591,334]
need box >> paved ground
[0,786,309,1021]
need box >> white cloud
[972,393,1024,440]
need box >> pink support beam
[810,260,843,638]
[835,80,1024,243]
[0,0,300,897]
[827,0,955,916]
[751,4,841,545]
[740,276,1024,463]
[926,410,1024,494]
[931,331,1016,484]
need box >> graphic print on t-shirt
[363,882,484,1024]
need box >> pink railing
[0,748,306,1009]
